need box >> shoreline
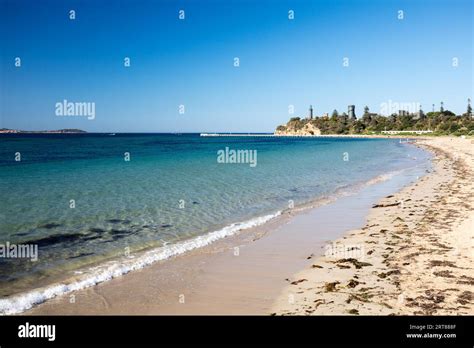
[3,136,471,315]
[272,137,473,315]
[16,140,431,315]
[2,164,420,315]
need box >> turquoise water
[0,134,430,297]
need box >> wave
[0,163,427,315]
[0,211,281,315]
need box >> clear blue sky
[1,0,472,132]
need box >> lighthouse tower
[309,105,314,119]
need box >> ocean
[0,134,431,313]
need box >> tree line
[276,104,474,136]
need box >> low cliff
[275,118,321,136]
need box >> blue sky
[1,0,472,132]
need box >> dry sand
[271,137,473,315]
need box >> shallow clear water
[0,134,430,296]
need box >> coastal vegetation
[276,105,474,136]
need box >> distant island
[276,101,474,136]
[0,128,87,134]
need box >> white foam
[0,165,426,315]
[0,211,281,315]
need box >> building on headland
[348,105,356,119]
[397,107,426,120]
[398,110,409,117]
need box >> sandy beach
[272,136,473,315]
[20,136,473,316]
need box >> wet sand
[272,137,473,315]
[24,137,472,315]
[24,147,426,315]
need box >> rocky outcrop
[275,118,321,136]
